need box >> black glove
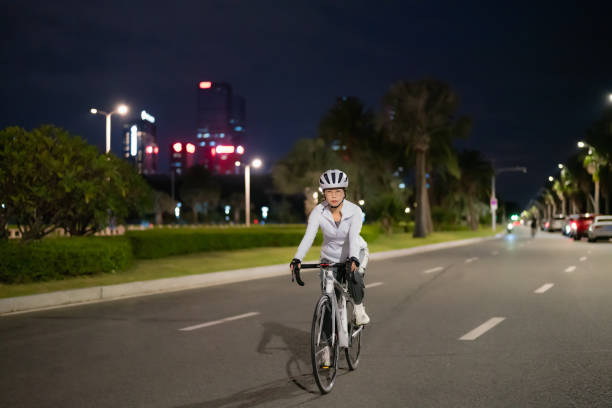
[290,258,301,270]
[348,257,360,283]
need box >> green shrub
[0,225,381,283]
[0,237,132,283]
[127,224,381,259]
[432,206,458,230]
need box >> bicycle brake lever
[294,268,305,286]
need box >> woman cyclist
[290,169,370,326]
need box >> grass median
[0,227,502,299]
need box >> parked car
[569,214,595,241]
[547,215,565,232]
[587,215,612,242]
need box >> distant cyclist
[290,169,370,326]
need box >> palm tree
[582,150,607,214]
[380,79,471,237]
[272,138,343,218]
[542,189,557,220]
[318,96,403,207]
[552,179,566,216]
[566,153,592,213]
[456,150,493,230]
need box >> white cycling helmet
[319,169,349,190]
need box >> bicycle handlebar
[292,262,345,287]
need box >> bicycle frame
[296,262,364,349]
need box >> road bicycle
[292,260,363,394]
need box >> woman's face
[324,189,345,207]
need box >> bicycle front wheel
[311,294,338,394]
[345,298,362,370]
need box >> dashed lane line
[423,266,444,274]
[580,256,587,262]
[179,312,260,332]
[365,282,384,289]
[565,266,576,273]
[465,257,479,264]
[534,283,554,294]
[459,317,506,341]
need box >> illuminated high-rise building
[123,110,158,175]
[195,81,246,174]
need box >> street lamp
[558,163,564,169]
[90,104,129,153]
[577,141,586,149]
[237,158,263,227]
[548,176,554,182]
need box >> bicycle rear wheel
[345,298,362,370]
[311,295,338,394]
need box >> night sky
[3,1,612,207]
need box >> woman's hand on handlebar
[290,258,301,272]
[290,258,304,286]
[348,256,359,273]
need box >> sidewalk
[0,233,503,315]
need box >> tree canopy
[0,125,152,240]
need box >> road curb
[0,233,503,315]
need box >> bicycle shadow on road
[175,321,351,407]
[256,321,318,394]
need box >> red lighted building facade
[169,141,245,175]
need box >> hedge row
[127,224,380,259]
[0,237,132,284]
[0,225,380,283]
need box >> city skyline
[2,1,612,206]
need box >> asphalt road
[1,227,612,407]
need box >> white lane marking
[564,266,576,273]
[179,312,260,332]
[423,266,444,274]
[588,250,592,254]
[365,282,384,289]
[579,256,587,262]
[534,283,554,294]
[459,317,506,341]
[465,257,479,263]
[491,251,499,256]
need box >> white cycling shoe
[321,346,331,367]
[354,303,370,326]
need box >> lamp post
[90,104,129,153]
[491,166,528,231]
[236,158,262,227]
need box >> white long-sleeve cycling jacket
[294,200,363,263]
